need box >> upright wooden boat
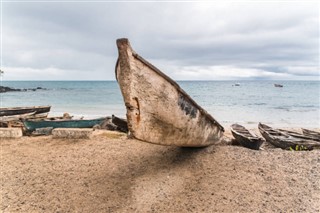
[115,38,224,147]
[0,106,51,117]
[231,124,264,150]
[23,117,106,132]
[258,123,320,150]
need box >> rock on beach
[0,128,23,138]
[52,128,93,139]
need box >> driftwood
[231,124,264,150]
[258,123,320,150]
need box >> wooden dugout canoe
[230,124,264,150]
[23,117,106,132]
[278,128,320,142]
[0,105,51,117]
[302,128,320,142]
[0,112,49,122]
[115,38,224,147]
[258,123,320,150]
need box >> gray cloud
[1,1,319,80]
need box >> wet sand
[1,129,319,212]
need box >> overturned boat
[115,38,224,147]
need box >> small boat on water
[115,38,224,147]
[230,124,264,150]
[274,84,283,88]
[0,106,51,117]
[258,123,320,150]
[302,128,320,141]
[23,117,107,132]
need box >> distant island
[0,86,46,93]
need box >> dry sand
[1,129,319,212]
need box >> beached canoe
[278,128,320,142]
[0,112,49,122]
[258,123,320,150]
[302,128,320,141]
[231,124,264,150]
[0,106,51,117]
[1,112,36,122]
[23,117,107,132]
[115,38,224,147]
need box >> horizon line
[1,79,320,82]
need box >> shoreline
[14,109,320,129]
[1,80,319,128]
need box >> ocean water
[1,81,319,128]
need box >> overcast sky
[1,1,319,80]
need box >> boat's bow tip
[116,38,130,46]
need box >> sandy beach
[1,129,319,212]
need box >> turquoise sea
[1,81,319,128]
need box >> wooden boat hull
[231,124,264,150]
[115,38,224,147]
[0,106,51,117]
[0,112,49,122]
[23,117,106,132]
[302,128,320,141]
[258,123,320,150]
[278,128,320,142]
